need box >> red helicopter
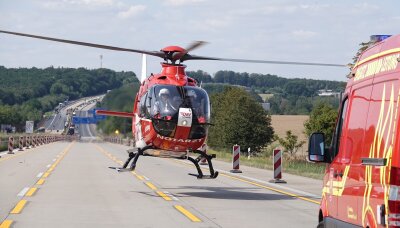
[0,30,345,179]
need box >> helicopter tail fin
[141,54,147,83]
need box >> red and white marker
[230,144,242,173]
[199,143,208,165]
[271,148,286,183]
[8,136,14,154]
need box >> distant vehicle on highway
[67,126,75,135]
[36,127,45,133]
[308,35,400,227]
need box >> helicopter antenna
[141,54,147,83]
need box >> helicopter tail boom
[96,110,135,118]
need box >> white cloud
[352,2,379,14]
[164,0,206,6]
[117,5,146,19]
[291,30,317,39]
[63,0,115,6]
[299,4,330,11]
[41,0,117,10]
[260,5,298,14]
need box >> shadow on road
[134,186,297,201]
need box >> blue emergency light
[370,35,392,42]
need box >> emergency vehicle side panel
[361,74,399,227]
[337,80,373,225]
[319,34,400,227]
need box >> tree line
[187,70,346,96]
[187,70,345,114]
[0,66,137,130]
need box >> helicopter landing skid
[187,150,219,179]
[108,145,153,172]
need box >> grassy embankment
[208,115,326,179]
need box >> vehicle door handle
[333,172,343,178]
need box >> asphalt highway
[0,140,321,228]
[1,96,322,227]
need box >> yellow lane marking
[0,220,13,228]
[174,205,201,222]
[220,173,320,204]
[10,200,27,214]
[36,178,45,185]
[145,182,157,190]
[43,172,50,178]
[157,191,172,201]
[25,187,38,197]
[136,175,144,181]
[173,159,320,205]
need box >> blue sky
[0,0,399,81]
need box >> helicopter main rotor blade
[0,30,165,58]
[184,55,346,67]
[172,41,207,61]
[1,29,346,67]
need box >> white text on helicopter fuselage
[156,134,202,143]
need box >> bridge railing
[0,134,79,153]
[102,136,133,147]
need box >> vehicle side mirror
[308,132,326,162]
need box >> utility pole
[100,55,103,68]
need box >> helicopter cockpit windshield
[150,85,210,123]
[144,85,210,139]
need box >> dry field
[271,115,309,155]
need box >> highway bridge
[0,100,322,228]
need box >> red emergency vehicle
[309,34,400,228]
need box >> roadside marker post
[199,143,208,165]
[230,144,242,173]
[32,136,36,148]
[18,136,24,151]
[8,136,14,154]
[270,148,287,183]
[26,136,30,149]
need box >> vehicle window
[331,97,348,159]
[139,92,148,117]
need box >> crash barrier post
[270,148,286,183]
[8,136,14,154]
[19,136,24,151]
[230,144,242,173]
[199,143,208,165]
[32,136,36,148]
[26,136,30,149]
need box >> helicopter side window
[184,87,210,124]
[139,92,148,118]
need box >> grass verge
[208,148,326,180]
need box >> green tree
[276,130,305,157]
[304,102,338,144]
[97,83,140,136]
[208,87,274,153]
